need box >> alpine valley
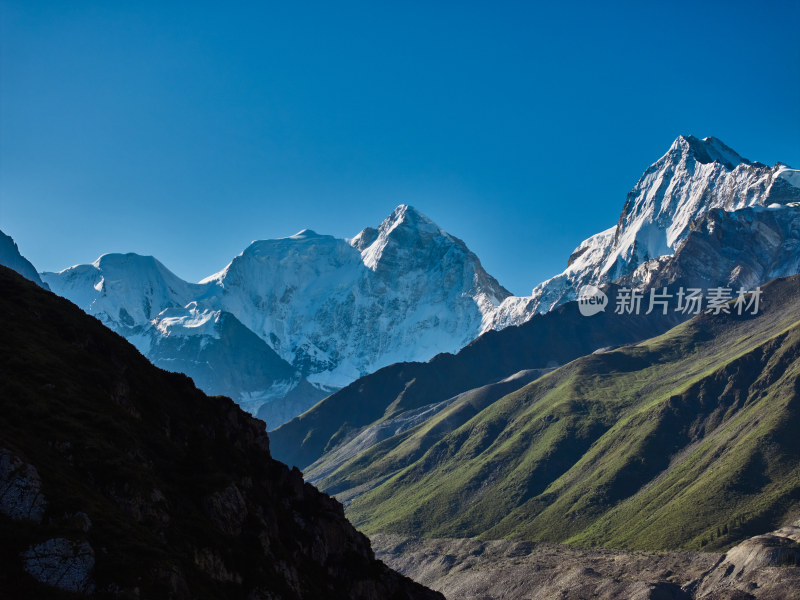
[4,135,800,599]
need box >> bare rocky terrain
[372,521,800,600]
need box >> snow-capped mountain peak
[197,204,511,386]
[486,136,800,330]
[288,228,323,240]
[42,252,205,329]
[670,135,751,169]
[42,204,513,417]
[354,204,446,271]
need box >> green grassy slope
[343,275,800,552]
[271,286,683,470]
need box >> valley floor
[372,521,800,600]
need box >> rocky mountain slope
[338,274,800,553]
[373,523,800,600]
[487,135,800,330]
[0,230,48,289]
[0,265,443,600]
[39,205,510,425]
[619,202,800,292]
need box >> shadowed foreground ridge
[0,266,443,600]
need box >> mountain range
[270,137,800,471]
[33,205,510,427]
[3,135,800,597]
[3,136,798,431]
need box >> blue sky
[2,1,798,295]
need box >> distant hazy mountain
[0,230,48,289]
[487,135,800,330]
[40,205,510,425]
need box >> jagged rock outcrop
[694,521,800,599]
[619,203,800,292]
[0,450,47,522]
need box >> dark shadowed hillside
[0,266,442,600]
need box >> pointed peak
[669,135,750,169]
[356,205,447,270]
[389,204,433,226]
[374,205,439,239]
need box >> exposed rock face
[0,266,443,600]
[21,538,95,594]
[695,521,800,599]
[0,450,47,522]
[619,203,800,292]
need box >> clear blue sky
[1,0,798,295]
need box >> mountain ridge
[20,136,800,429]
[0,231,49,290]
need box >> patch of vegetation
[340,275,800,553]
